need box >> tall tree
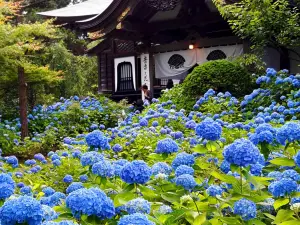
[213,0,300,61]
[0,0,61,140]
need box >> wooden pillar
[97,54,102,94]
[140,52,153,100]
[242,39,251,54]
[149,52,154,94]
[18,66,28,140]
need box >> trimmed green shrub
[160,60,254,111]
[159,85,196,111]
[182,60,253,98]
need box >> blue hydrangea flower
[233,198,257,221]
[139,119,148,127]
[63,175,73,183]
[34,153,45,162]
[25,159,36,166]
[158,205,173,215]
[79,175,88,183]
[185,120,197,129]
[152,121,159,127]
[42,187,55,197]
[268,178,297,197]
[206,185,224,197]
[282,170,300,181]
[152,162,172,175]
[276,122,300,145]
[175,174,197,191]
[0,196,43,225]
[72,150,82,158]
[267,171,282,180]
[80,151,104,167]
[0,173,15,199]
[40,192,66,207]
[121,160,152,184]
[223,139,260,167]
[175,165,194,177]
[85,130,110,150]
[92,160,115,178]
[15,171,23,178]
[220,160,231,174]
[125,198,151,214]
[113,159,129,177]
[112,144,123,153]
[66,188,115,219]
[20,186,32,195]
[6,156,18,167]
[42,204,58,221]
[155,138,179,154]
[195,118,222,141]
[250,130,274,145]
[17,182,25,188]
[51,154,60,161]
[171,152,195,169]
[255,123,276,134]
[66,182,84,194]
[118,213,154,225]
[52,159,61,167]
[250,164,263,176]
[255,117,265,124]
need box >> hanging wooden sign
[144,0,181,11]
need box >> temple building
[38,0,300,101]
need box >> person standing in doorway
[166,79,174,89]
[141,84,153,103]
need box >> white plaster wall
[114,56,136,92]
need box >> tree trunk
[18,66,28,140]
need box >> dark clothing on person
[166,79,174,89]
[145,90,153,103]
[134,99,144,112]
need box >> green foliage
[233,54,266,75]
[160,60,253,111]
[0,1,98,119]
[213,0,300,52]
[42,42,98,97]
[160,85,196,112]
[183,60,253,97]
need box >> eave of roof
[77,0,140,31]
[37,0,113,19]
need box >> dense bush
[183,60,253,98]
[0,68,300,225]
[0,96,127,157]
[159,85,195,112]
[160,60,255,111]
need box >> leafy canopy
[213,0,300,52]
[0,0,62,87]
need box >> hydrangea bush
[0,68,299,224]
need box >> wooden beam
[150,36,242,53]
[121,12,223,34]
[108,29,143,41]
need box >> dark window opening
[154,79,168,87]
[207,50,227,61]
[117,62,134,92]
